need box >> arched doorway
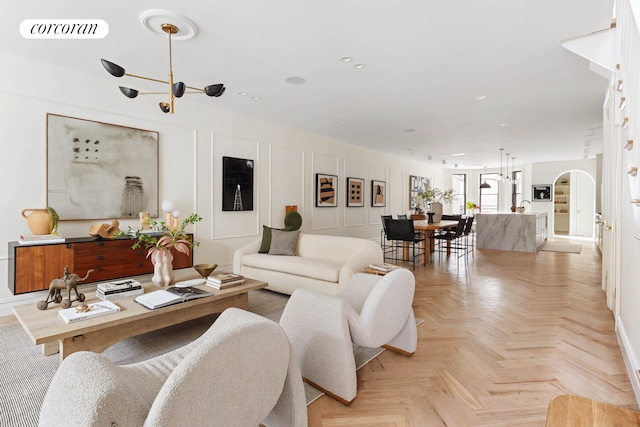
[553,170,595,237]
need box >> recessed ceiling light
[403,128,415,133]
[353,64,365,69]
[501,122,511,127]
[286,76,306,84]
[238,92,247,96]
[252,96,260,100]
[341,121,347,125]
[340,56,353,62]
[452,152,465,157]
[474,95,486,100]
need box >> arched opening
[553,170,595,238]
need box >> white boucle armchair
[38,308,308,427]
[279,268,417,405]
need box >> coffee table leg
[41,341,59,356]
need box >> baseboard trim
[616,316,640,407]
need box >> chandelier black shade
[101,23,225,114]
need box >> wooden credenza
[7,236,193,295]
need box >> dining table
[412,219,459,265]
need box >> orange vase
[21,209,51,235]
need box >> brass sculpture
[37,267,93,310]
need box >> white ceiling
[5,1,614,168]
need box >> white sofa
[233,233,383,295]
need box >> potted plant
[417,188,455,222]
[131,213,202,286]
[466,201,479,215]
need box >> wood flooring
[0,237,634,426]
[307,238,637,426]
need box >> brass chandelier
[101,23,225,114]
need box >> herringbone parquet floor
[307,237,637,426]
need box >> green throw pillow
[259,225,276,253]
[268,229,301,256]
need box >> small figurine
[37,267,93,310]
[139,211,151,230]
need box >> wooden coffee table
[13,273,267,361]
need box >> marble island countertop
[478,211,546,216]
[476,211,548,252]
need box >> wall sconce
[621,117,629,128]
[616,80,623,92]
[624,140,634,151]
[619,97,627,109]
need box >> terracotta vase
[21,209,51,235]
[152,250,175,287]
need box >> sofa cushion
[259,225,296,253]
[242,254,342,282]
[269,229,301,256]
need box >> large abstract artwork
[47,114,158,220]
[222,156,254,211]
[316,173,337,207]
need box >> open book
[134,286,212,310]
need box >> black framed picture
[222,156,254,211]
[371,180,386,207]
[532,184,552,201]
[346,177,364,207]
[316,173,337,207]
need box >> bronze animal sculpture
[37,267,94,310]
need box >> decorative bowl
[193,263,218,279]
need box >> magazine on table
[134,286,212,310]
[368,263,400,272]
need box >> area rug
[540,241,583,254]
[0,289,417,426]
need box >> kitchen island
[476,212,548,252]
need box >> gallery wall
[0,51,444,315]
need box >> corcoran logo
[20,19,109,39]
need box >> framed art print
[371,180,386,207]
[47,113,159,220]
[346,177,364,207]
[222,156,254,211]
[316,173,337,207]
[409,175,430,210]
[532,184,552,201]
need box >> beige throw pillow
[268,229,300,256]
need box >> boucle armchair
[279,269,417,405]
[39,308,307,427]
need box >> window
[452,174,466,214]
[479,173,499,213]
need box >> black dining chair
[380,215,395,261]
[433,218,467,265]
[386,219,425,270]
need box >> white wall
[0,51,444,315]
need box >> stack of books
[206,273,245,289]
[363,263,401,275]
[96,279,143,301]
[18,234,65,245]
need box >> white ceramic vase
[152,250,175,287]
[430,202,443,223]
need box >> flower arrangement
[131,213,202,264]
[466,201,479,211]
[417,187,455,205]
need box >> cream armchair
[39,308,307,427]
[279,269,417,405]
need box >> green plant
[130,213,202,263]
[417,187,455,205]
[466,201,479,210]
[47,206,59,235]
